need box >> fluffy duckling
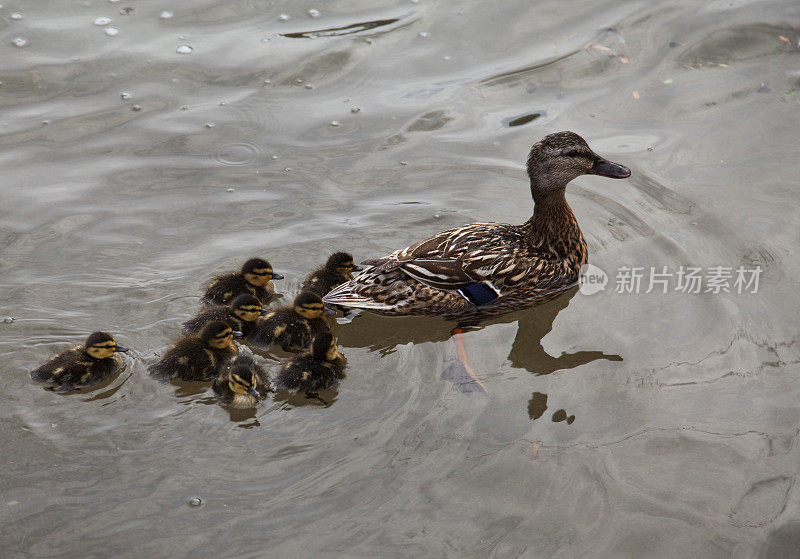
[183,293,265,338]
[248,291,333,352]
[201,257,284,306]
[30,332,129,391]
[148,321,240,382]
[301,252,363,297]
[212,355,271,408]
[275,333,346,398]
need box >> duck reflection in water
[336,286,622,395]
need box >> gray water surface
[2,0,800,557]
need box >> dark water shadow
[273,389,339,408]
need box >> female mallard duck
[183,293,265,338]
[30,332,129,391]
[323,132,630,324]
[248,291,334,352]
[201,257,284,306]
[148,320,241,382]
[301,252,363,297]
[212,354,270,408]
[274,332,346,399]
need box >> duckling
[301,251,363,297]
[183,293,264,338]
[275,333,346,399]
[212,355,271,408]
[148,320,240,382]
[201,257,284,306]
[30,331,129,392]
[248,291,334,352]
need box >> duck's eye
[565,149,579,157]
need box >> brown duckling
[248,291,333,352]
[148,321,240,382]
[183,293,265,338]
[30,331,129,392]
[275,333,346,399]
[301,251,363,297]
[201,257,284,306]
[212,355,271,408]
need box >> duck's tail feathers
[323,282,394,311]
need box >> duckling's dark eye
[565,149,579,157]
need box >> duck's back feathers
[248,308,311,351]
[301,267,349,297]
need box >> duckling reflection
[249,291,334,352]
[149,321,240,382]
[202,257,284,306]
[30,331,129,392]
[275,333,346,405]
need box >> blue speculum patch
[458,283,499,306]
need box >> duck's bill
[323,306,337,316]
[271,273,285,280]
[590,158,631,179]
[260,308,269,315]
[115,345,130,353]
[232,331,244,339]
[248,386,261,399]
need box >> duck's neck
[523,189,587,266]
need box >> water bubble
[105,27,119,36]
[263,79,271,84]
[119,7,134,15]
[418,31,429,38]
[226,188,235,192]
[278,14,290,21]
[443,55,451,61]
[160,11,173,19]
[214,143,260,166]
[330,121,340,127]
[131,104,142,111]
[120,91,131,99]
[219,101,227,106]
[294,78,304,85]
[350,107,360,113]
[187,497,202,507]
[11,37,26,47]
[2,317,14,324]
[308,8,320,17]
[400,160,408,165]
[204,122,215,128]
[271,155,279,160]
[94,16,112,26]
[176,45,192,54]
[180,105,189,110]
[10,12,22,20]
[284,167,292,172]
[305,84,313,89]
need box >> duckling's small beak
[323,306,336,316]
[232,331,244,339]
[248,386,261,399]
[590,157,631,179]
[351,264,363,272]
[271,273,285,280]
[260,308,269,315]
[115,345,130,353]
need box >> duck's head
[241,258,284,287]
[325,251,363,279]
[230,294,264,323]
[200,320,242,350]
[310,332,340,362]
[84,331,129,359]
[526,131,630,200]
[225,364,261,399]
[293,291,336,320]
